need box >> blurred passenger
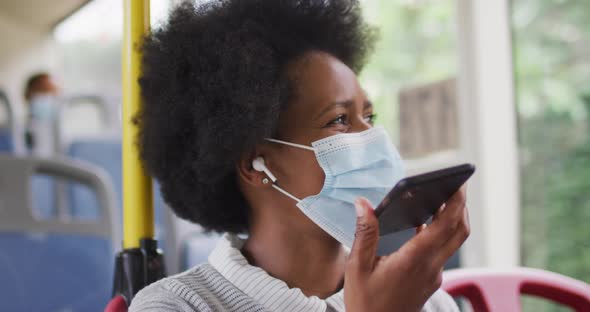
[23,72,60,156]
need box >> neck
[242,213,346,299]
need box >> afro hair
[138,0,376,233]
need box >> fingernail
[355,199,365,217]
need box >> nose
[350,114,372,133]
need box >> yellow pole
[122,0,153,249]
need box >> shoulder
[422,288,459,312]
[128,264,221,312]
[129,263,267,312]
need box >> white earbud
[252,157,277,183]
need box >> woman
[130,0,469,311]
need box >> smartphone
[375,163,476,236]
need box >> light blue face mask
[29,94,58,121]
[266,126,405,248]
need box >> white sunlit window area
[53,0,174,141]
[358,0,468,272]
[359,0,521,269]
[360,0,458,165]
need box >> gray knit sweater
[129,234,459,312]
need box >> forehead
[288,51,361,107]
[281,51,364,128]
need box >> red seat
[442,267,590,312]
[104,295,127,312]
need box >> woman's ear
[236,151,273,188]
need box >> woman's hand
[344,187,469,312]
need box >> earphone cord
[271,183,301,203]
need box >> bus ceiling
[0,0,91,31]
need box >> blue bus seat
[0,90,14,153]
[0,233,113,311]
[67,140,122,219]
[0,128,13,152]
[31,174,58,218]
[66,139,168,250]
[0,155,119,311]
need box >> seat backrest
[0,90,14,153]
[66,139,172,263]
[60,94,119,141]
[0,127,13,152]
[66,139,166,227]
[442,267,590,312]
[0,155,119,311]
[67,139,123,217]
[105,295,128,312]
[30,173,58,218]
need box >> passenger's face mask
[266,126,405,248]
[29,94,58,121]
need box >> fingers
[400,186,469,265]
[348,197,380,273]
[433,201,470,264]
[432,204,445,222]
[422,186,467,245]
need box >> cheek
[274,149,325,198]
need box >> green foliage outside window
[512,0,589,282]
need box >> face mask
[29,94,58,121]
[266,126,405,248]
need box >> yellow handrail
[122,0,153,249]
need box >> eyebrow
[314,99,373,121]
[314,100,354,121]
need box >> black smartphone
[375,163,476,236]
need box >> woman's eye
[326,114,348,127]
[364,113,377,124]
